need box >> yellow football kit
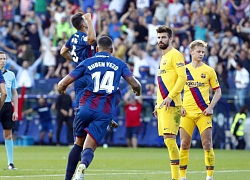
[180,63,220,136]
[156,48,186,136]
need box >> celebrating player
[179,40,222,180]
[59,36,141,180]
[60,12,118,128]
[153,26,186,180]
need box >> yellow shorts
[157,106,181,136]
[180,112,212,137]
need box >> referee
[0,51,18,170]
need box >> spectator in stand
[146,50,161,78]
[134,16,148,49]
[108,11,122,40]
[24,22,41,59]
[194,19,208,41]
[179,38,191,64]
[124,88,142,148]
[2,0,14,21]
[54,5,67,24]
[191,6,207,27]
[190,0,204,13]
[207,47,219,70]
[113,37,127,60]
[168,0,184,23]
[153,0,169,25]
[237,49,250,72]
[234,61,249,111]
[128,44,150,78]
[229,0,250,23]
[206,3,222,33]
[6,52,43,92]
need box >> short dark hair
[97,36,113,49]
[156,26,173,38]
[237,61,243,68]
[71,12,84,30]
[0,51,6,55]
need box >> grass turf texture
[0,146,249,180]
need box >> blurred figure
[54,89,74,146]
[0,51,17,170]
[231,106,248,149]
[22,96,54,145]
[124,89,142,148]
[234,61,249,111]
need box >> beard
[158,41,169,50]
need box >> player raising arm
[60,12,118,128]
[58,36,141,180]
[179,40,222,180]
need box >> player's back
[66,31,94,63]
[74,51,132,116]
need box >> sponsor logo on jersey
[201,73,206,78]
[158,69,166,75]
[176,62,185,67]
[186,81,205,87]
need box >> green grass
[0,145,249,179]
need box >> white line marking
[0,169,250,178]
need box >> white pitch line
[0,169,250,178]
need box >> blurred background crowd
[0,0,250,148]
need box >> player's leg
[74,111,111,180]
[158,107,181,180]
[179,114,195,180]
[198,115,214,180]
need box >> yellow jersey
[156,48,186,107]
[183,63,220,113]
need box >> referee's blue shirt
[2,70,17,102]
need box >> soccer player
[58,36,141,180]
[60,12,118,128]
[179,40,222,180]
[153,26,186,180]
[0,51,18,169]
[22,96,54,145]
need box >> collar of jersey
[95,52,110,56]
[77,30,87,36]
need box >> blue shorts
[74,107,111,145]
[126,126,140,139]
[40,121,53,133]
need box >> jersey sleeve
[65,36,72,48]
[122,62,133,78]
[209,68,220,90]
[0,71,5,83]
[11,73,18,89]
[69,62,87,80]
[168,52,186,99]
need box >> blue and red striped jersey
[69,52,132,116]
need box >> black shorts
[0,102,13,130]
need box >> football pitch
[0,146,249,180]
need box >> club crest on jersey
[163,61,166,65]
[201,73,206,78]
